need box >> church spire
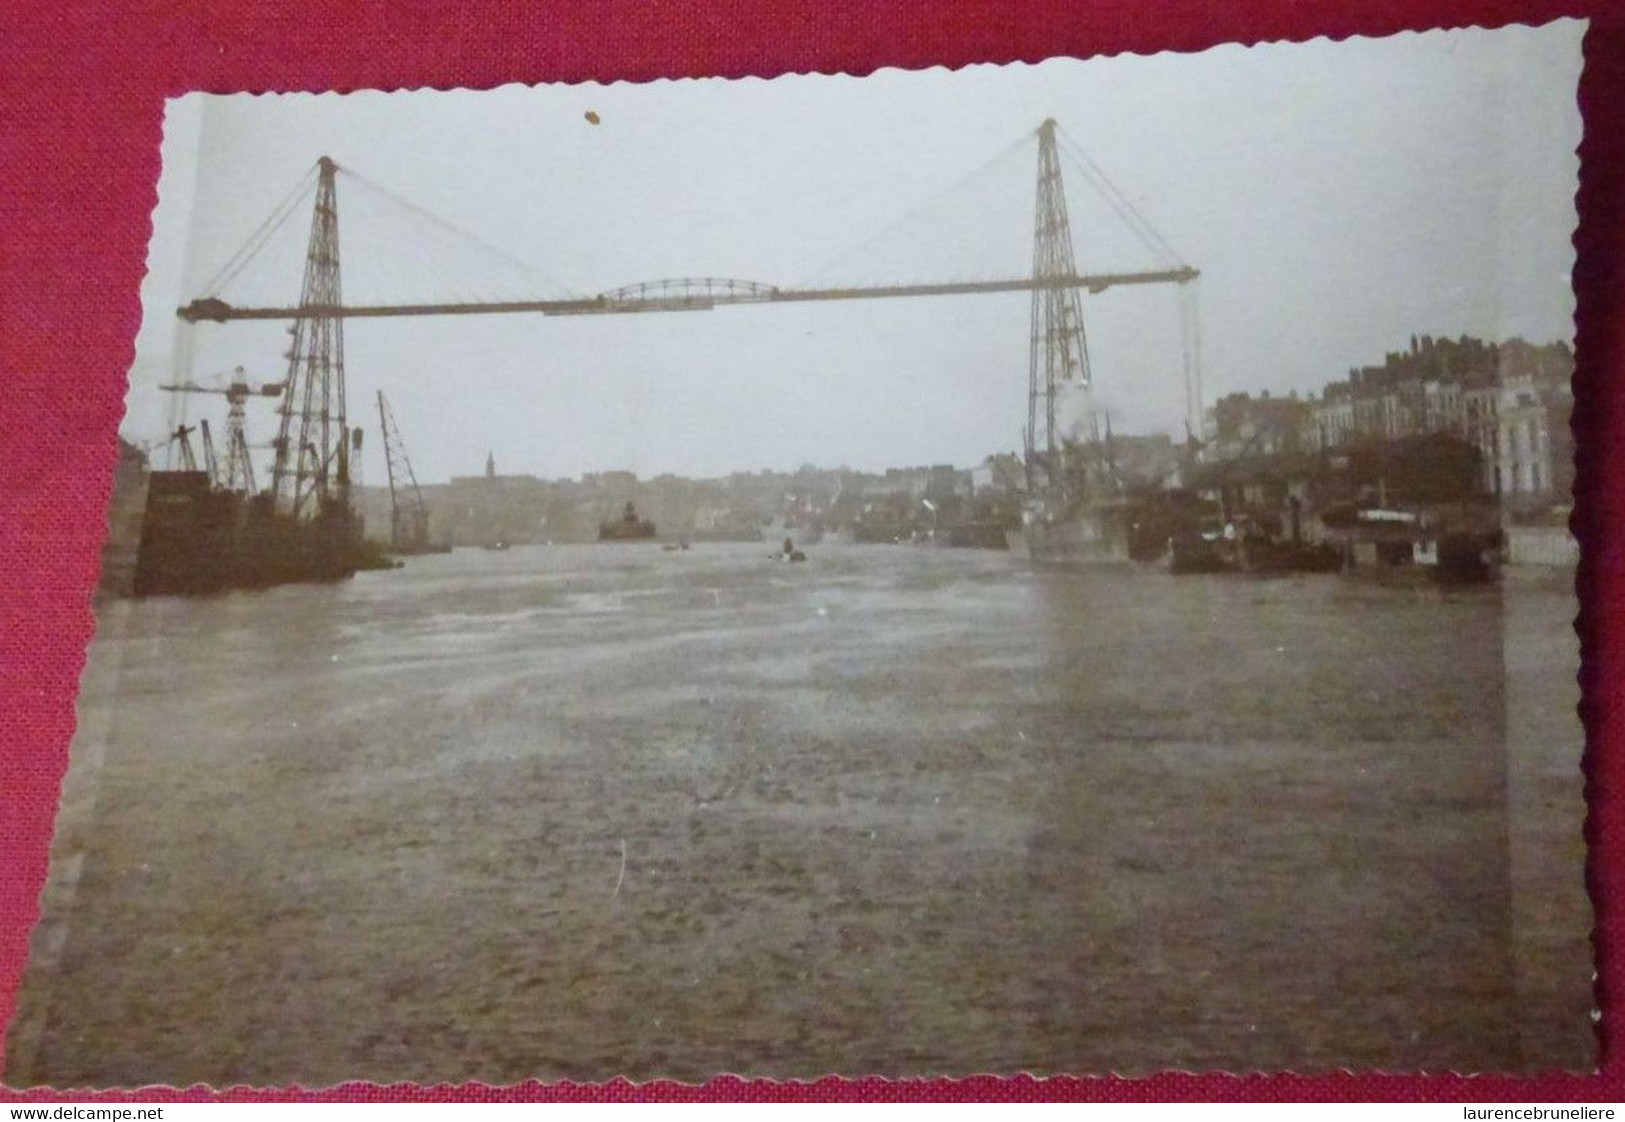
[485,450,495,480]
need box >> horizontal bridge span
[177,267,1199,323]
[597,277,781,304]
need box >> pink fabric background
[0,0,1619,1101]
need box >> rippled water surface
[9,544,1591,1084]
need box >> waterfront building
[971,453,1026,496]
[925,464,971,502]
[1203,390,1309,460]
[1420,378,1465,434]
[1291,334,1572,512]
[1491,369,1574,509]
[1303,384,1356,453]
[439,452,554,545]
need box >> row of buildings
[1203,335,1574,513]
[346,332,1572,548]
[354,455,1017,548]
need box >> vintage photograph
[8,21,1592,1085]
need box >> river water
[8,544,1592,1085]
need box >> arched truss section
[595,276,780,311]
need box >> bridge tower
[1026,118,1095,483]
[271,155,351,517]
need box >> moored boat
[1021,501,1132,566]
[1322,506,1500,585]
[132,471,391,597]
[600,501,658,542]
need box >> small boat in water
[772,537,808,563]
[600,502,657,542]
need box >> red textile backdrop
[0,0,1620,1102]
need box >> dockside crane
[169,423,199,472]
[158,367,282,493]
[376,390,435,552]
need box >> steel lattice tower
[271,156,350,516]
[222,390,258,494]
[1026,118,1095,481]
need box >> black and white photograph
[9,20,1593,1086]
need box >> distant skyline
[126,22,1583,484]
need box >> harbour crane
[168,423,200,472]
[158,367,282,493]
[376,390,440,554]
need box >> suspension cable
[1179,279,1204,436]
[1056,128,1184,267]
[793,129,1032,288]
[200,165,319,297]
[1058,145,1176,268]
[338,166,579,298]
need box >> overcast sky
[127,21,1583,484]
